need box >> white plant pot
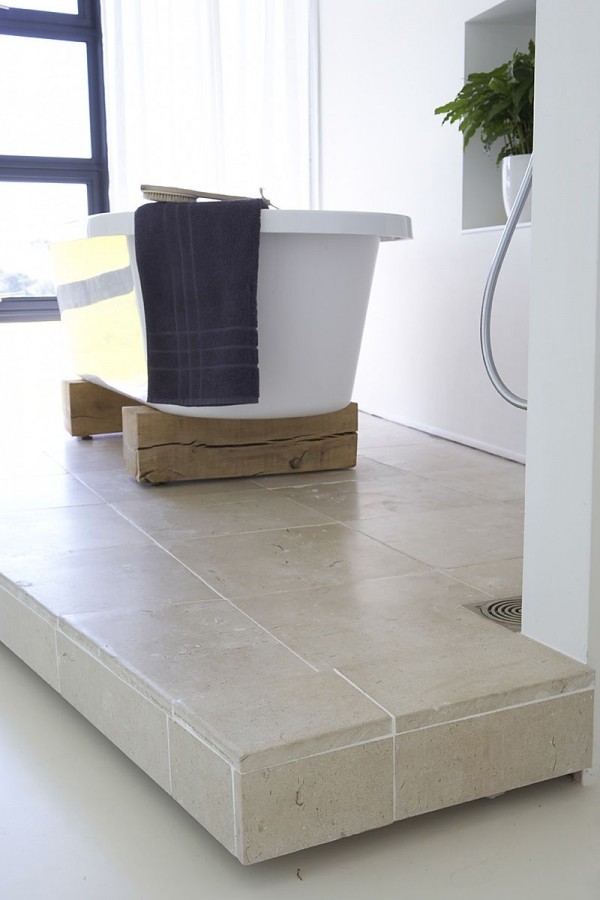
[502,153,532,223]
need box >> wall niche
[462,0,535,231]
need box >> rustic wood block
[122,403,358,484]
[62,379,129,437]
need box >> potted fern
[435,40,535,219]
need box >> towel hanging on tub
[134,197,266,407]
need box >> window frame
[0,0,109,322]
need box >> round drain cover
[479,597,522,630]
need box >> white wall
[319,0,600,774]
[521,0,600,691]
[319,0,530,459]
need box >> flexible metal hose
[479,154,533,410]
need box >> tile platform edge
[0,578,595,864]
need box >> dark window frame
[0,0,109,322]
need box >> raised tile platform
[0,412,594,864]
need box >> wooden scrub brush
[141,185,276,206]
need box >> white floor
[1,643,599,899]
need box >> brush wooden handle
[140,185,274,206]
[141,184,252,202]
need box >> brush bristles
[142,190,198,203]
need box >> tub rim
[54,209,412,243]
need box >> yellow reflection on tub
[61,292,146,385]
[51,234,130,284]
[51,234,147,390]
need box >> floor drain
[466,597,522,632]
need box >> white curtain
[100,0,317,212]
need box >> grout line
[91,485,338,541]
[56,611,598,746]
[349,448,525,504]
[357,413,527,464]
[401,469,520,505]
[56,627,187,745]
[334,664,396,818]
[54,627,62,694]
[336,518,434,567]
[170,713,236,767]
[151,542,320,672]
[393,686,595,737]
[7,604,176,791]
[221,599,320,672]
[260,474,362,491]
[1,574,56,630]
[161,520,338,539]
[337,516,524,573]
[392,733,396,822]
[66,475,322,673]
[231,767,239,860]
[12,590,595,782]
[165,717,173,795]
[441,564,523,599]
[333,668,396,720]
[173,707,394,774]
[72,459,518,585]
[232,732,394,775]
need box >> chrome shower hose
[479,154,533,410]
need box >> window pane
[4,1,78,11]
[0,35,91,157]
[0,181,88,297]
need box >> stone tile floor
[0,323,594,865]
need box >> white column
[522,0,600,766]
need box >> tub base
[62,380,358,484]
[122,403,358,485]
[62,378,129,438]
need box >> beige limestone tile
[337,622,594,732]
[0,584,59,689]
[395,691,594,820]
[165,524,428,599]
[357,414,436,449]
[43,433,126,473]
[423,462,525,503]
[236,738,393,863]
[0,505,151,558]
[175,669,392,772]
[60,602,390,770]
[0,443,67,477]
[112,489,334,541]
[0,473,103,511]
[360,441,518,475]
[233,571,497,670]
[59,600,312,711]
[364,438,494,473]
[66,466,145,504]
[57,632,170,792]
[348,502,523,568]
[168,720,235,854]
[0,544,219,619]
[273,474,486,522]
[443,556,523,599]
[75,467,265,504]
[0,572,55,625]
[252,455,402,488]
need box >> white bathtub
[51,209,412,419]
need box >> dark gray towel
[134,198,266,407]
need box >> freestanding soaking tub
[51,208,412,419]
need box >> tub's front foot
[122,404,358,485]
